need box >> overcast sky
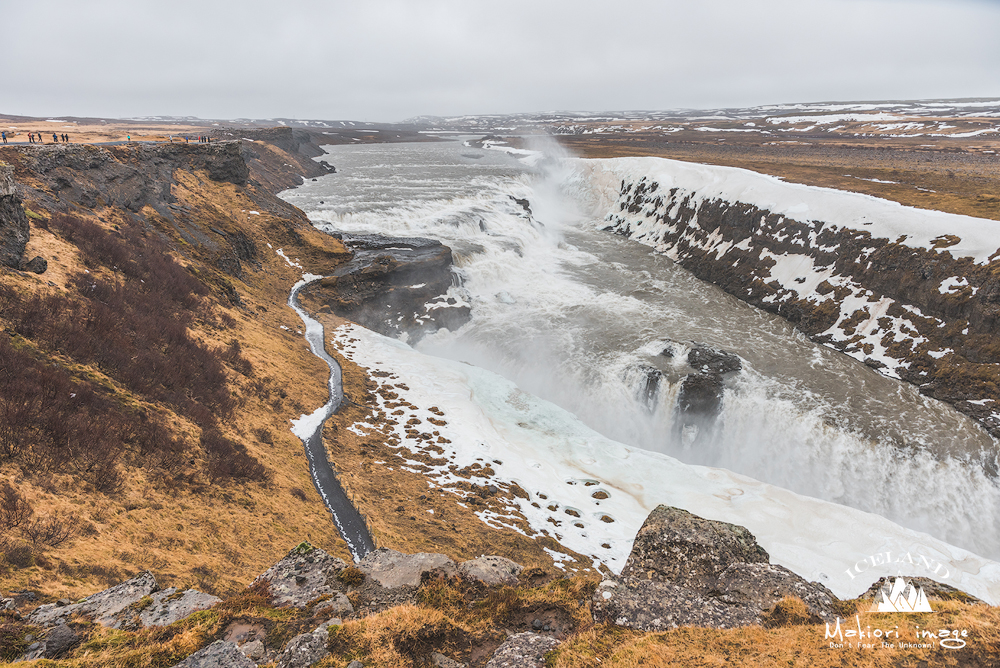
[4,0,999,122]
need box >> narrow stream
[288,275,376,561]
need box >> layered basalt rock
[301,234,471,342]
[600,168,1000,442]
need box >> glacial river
[281,139,1000,562]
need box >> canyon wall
[580,158,1000,440]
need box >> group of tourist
[0,131,71,144]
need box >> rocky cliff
[0,162,46,273]
[581,157,1000,445]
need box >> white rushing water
[280,139,1000,594]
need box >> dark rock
[510,196,532,215]
[172,639,256,668]
[302,235,470,342]
[637,365,662,408]
[531,618,543,630]
[598,505,839,630]
[485,631,560,668]
[687,344,742,374]
[676,372,724,418]
[41,623,80,658]
[623,506,768,587]
[0,165,30,269]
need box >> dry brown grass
[0,162,354,600]
[303,311,598,576]
[547,600,1000,668]
[558,133,1000,222]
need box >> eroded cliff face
[0,163,45,273]
[580,158,1000,439]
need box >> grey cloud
[2,0,997,120]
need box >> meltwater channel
[281,139,1000,560]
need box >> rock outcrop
[593,505,838,631]
[301,233,471,341]
[253,543,349,608]
[28,571,160,628]
[0,163,45,273]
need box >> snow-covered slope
[334,323,1000,605]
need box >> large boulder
[596,505,839,630]
[28,571,159,628]
[485,632,560,668]
[622,506,768,587]
[253,544,348,608]
[358,548,456,588]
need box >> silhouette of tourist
[1,132,6,144]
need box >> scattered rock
[485,632,560,668]
[597,505,839,630]
[253,544,348,608]
[20,255,47,274]
[347,661,364,668]
[28,571,159,628]
[687,344,742,374]
[172,640,256,668]
[276,626,330,668]
[358,548,456,588]
[0,597,14,611]
[458,555,524,587]
[17,622,81,661]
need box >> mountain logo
[872,577,932,612]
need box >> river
[281,138,1000,565]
